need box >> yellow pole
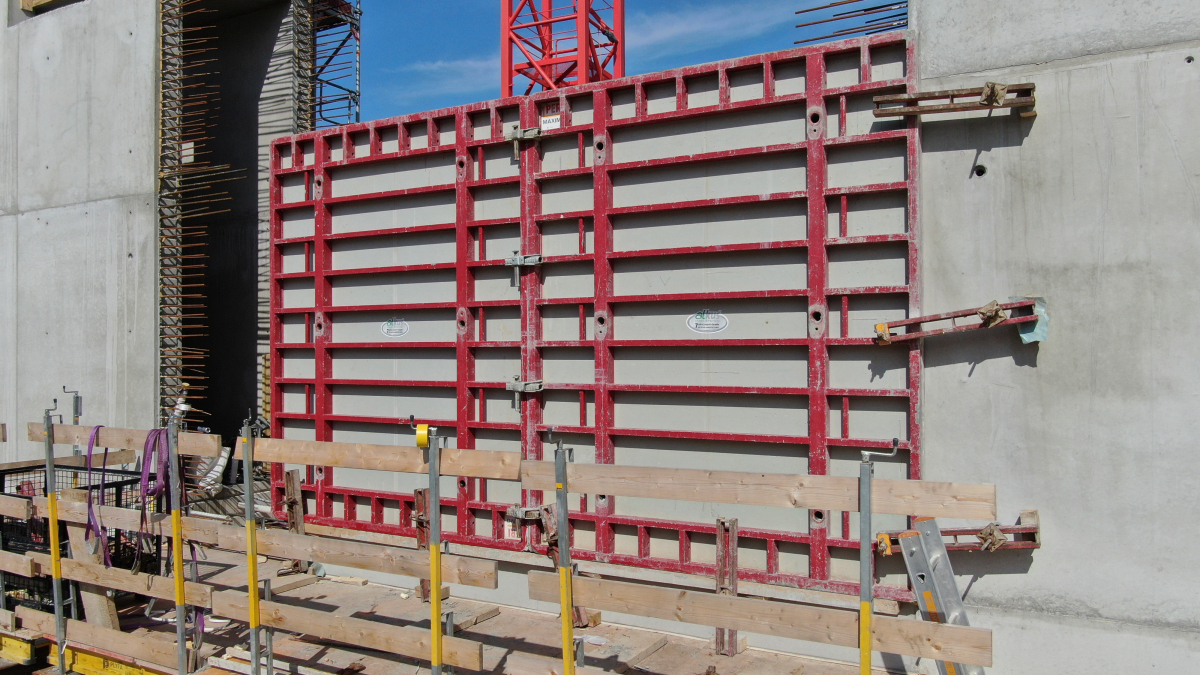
[559,565,576,675]
[418,424,443,675]
[859,600,871,675]
[242,424,263,675]
[429,544,442,671]
[554,439,575,675]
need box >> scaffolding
[293,0,362,131]
[502,0,625,97]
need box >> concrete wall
[910,2,1200,672]
[910,0,1200,78]
[0,0,159,461]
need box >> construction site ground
[5,546,887,675]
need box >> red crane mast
[502,0,625,97]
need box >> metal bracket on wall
[880,510,1041,553]
[874,82,1036,118]
[875,298,1048,345]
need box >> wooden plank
[577,624,667,673]
[237,439,991,518]
[0,451,136,472]
[393,597,499,633]
[526,572,992,667]
[31,497,166,537]
[0,550,36,577]
[32,499,496,588]
[234,438,521,480]
[0,494,31,520]
[283,469,309,573]
[521,462,997,520]
[309,522,901,615]
[203,521,498,589]
[27,423,222,458]
[25,552,212,608]
[210,590,483,671]
[60,490,120,629]
[502,652,613,675]
[15,605,179,670]
[270,574,318,594]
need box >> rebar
[794,0,908,45]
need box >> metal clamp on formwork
[504,253,542,288]
[875,297,1048,345]
[506,377,544,409]
[503,126,542,160]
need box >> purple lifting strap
[134,428,171,571]
[84,426,112,567]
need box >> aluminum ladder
[898,517,985,675]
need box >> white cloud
[626,2,794,63]
[382,54,499,106]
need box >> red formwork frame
[269,32,921,602]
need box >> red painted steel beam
[502,0,625,97]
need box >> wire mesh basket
[0,464,164,611]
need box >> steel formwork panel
[269,33,921,601]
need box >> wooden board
[230,437,993,519]
[27,423,223,458]
[526,572,992,667]
[0,549,36,577]
[0,451,137,472]
[577,624,667,673]
[210,590,483,671]
[502,653,615,675]
[0,494,31,520]
[392,597,500,632]
[31,498,497,589]
[234,438,522,481]
[24,552,212,608]
[522,461,996,519]
[15,605,179,670]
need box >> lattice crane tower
[502,0,625,97]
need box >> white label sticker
[381,318,410,338]
[540,113,561,131]
[687,309,728,334]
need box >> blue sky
[359,1,818,120]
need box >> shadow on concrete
[923,325,1039,374]
[921,107,1035,177]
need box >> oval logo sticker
[381,318,410,338]
[687,309,728,334]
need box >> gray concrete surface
[910,0,1200,78]
[0,0,295,458]
[0,0,160,460]
[910,3,1200,671]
